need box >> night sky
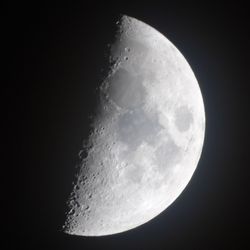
[5,2,249,249]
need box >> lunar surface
[63,15,205,236]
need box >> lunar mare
[63,15,205,236]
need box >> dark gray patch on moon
[174,106,193,132]
[155,138,182,173]
[118,109,162,149]
[107,68,146,109]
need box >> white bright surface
[63,15,205,236]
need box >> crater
[174,106,193,132]
[111,38,149,67]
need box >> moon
[63,15,205,236]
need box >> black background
[5,2,249,249]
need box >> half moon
[63,15,205,236]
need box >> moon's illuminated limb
[63,15,205,236]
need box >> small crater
[68,208,75,216]
[74,201,80,208]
